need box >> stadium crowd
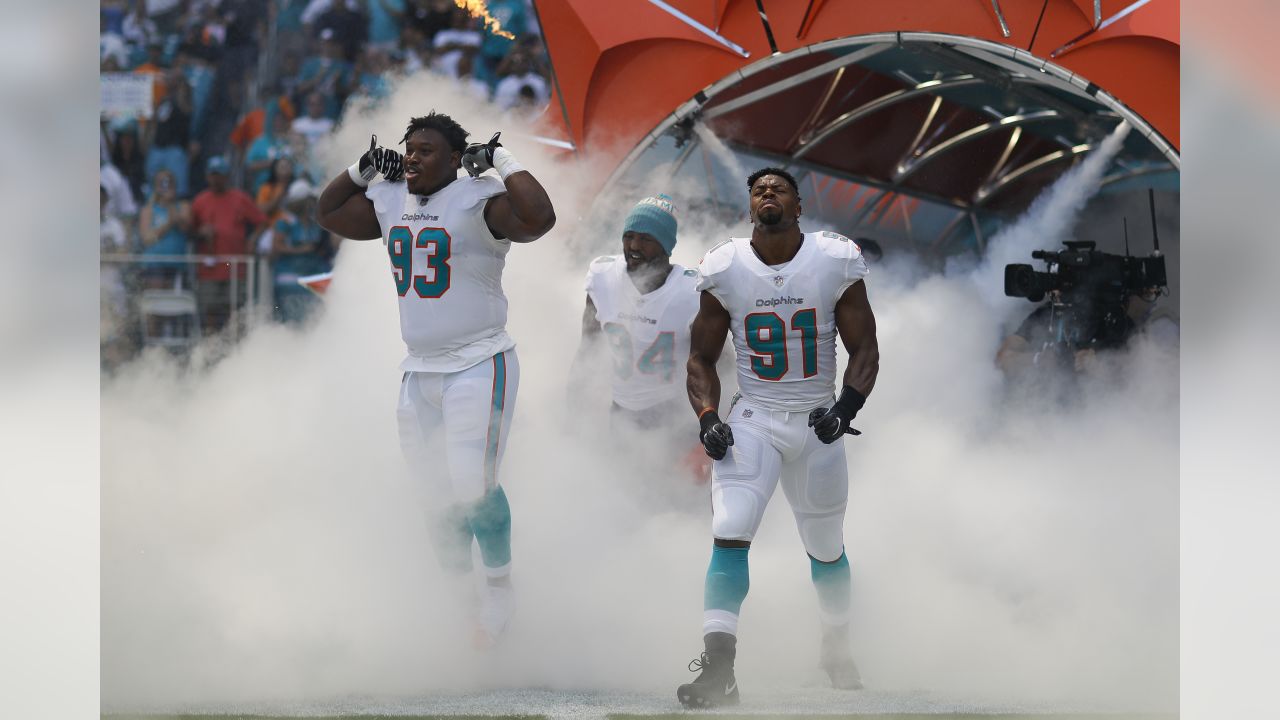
[99,0,552,367]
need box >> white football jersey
[697,231,869,412]
[366,175,513,373]
[585,256,701,411]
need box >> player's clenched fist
[347,135,404,186]
[807,386,866,444]
[462,131,528,180]
[462,131,502,176]
[698,410,734,461]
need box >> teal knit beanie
[623,193,678,255]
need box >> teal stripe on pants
[484,352,507,488]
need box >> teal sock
[430,504,475,575]
[810,551,851,626]
[704,545,750,614]
[468,486,512,572]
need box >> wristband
[699,409,723,435]
[698,406,717,420]
[347,161,371,187]
[491,147,526,180]
[831,386,866,418]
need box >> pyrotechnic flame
[455,0,516,40]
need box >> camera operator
[996,283,1177,380]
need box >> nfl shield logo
[742,409,753,418]
[773,275,785,288]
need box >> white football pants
[711,393,849,561]
[396,349,519,505]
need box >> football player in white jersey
[575,194,708,485]
[316,112,555,649]
[676,168,878,707]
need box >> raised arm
[317,137,395,241]
[483,170,555,243]
[316,170,383,240]
[462,134,555,243]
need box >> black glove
[698,410,734,461]
[461,131,502,177]
[357,135,404,183]
[807,386,866,444]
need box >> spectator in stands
[256,156,299,222]
[276,0,310,57]
[277,51,305,106]
[492,46,548,111]
[109,118,148,204]
[148,0,185,35]
[230,86,295,161]
[268,179,333,323]
[220,0,269,77]
[191,156,268,334]
[132,41,171,114]
[196,2,227,50]
[291,91,335,149]
[122,1,160,64]
[100,157,139,220]
[146,71,194,197]
[452,51,491,101]
[139,168,192,289]
[245,108,296,194]
[351,46,393,103]
[308,0,369,61]
[399,0,456,44]
[174,43,216,141]
[368,0,405,50]
[100,11,130,69]
[193,73,246,193]
[298,29,354,119]
[395,23,430,74]
[475,0,527,84]
[432,8,482,78]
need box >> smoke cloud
[101,74,1177,714]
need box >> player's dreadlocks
[402,111,469,153]
[747,167,801,198]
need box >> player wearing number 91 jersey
[699,229,866,411]
[676,168,878,708]
[316,111,555,652]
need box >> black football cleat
[677,651,740,708]
[677,632,740,708]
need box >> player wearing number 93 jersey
[316,111,556,651]
[676,167,878,708]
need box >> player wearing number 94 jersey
[574,194,708,485]
[316,111,555,651]
[676,167,878,708]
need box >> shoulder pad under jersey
[815,230,863,261]
[698,238,738,277]
[458,174,506,209]
[589,254,623,274]
[584,254,622,293]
